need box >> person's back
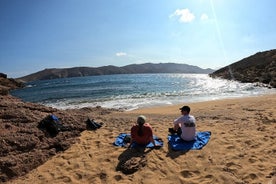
[178,114,196,141]
[173,106,196,141]
[129,115,158,147]
[131,123,153,145]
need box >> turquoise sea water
[11,73,275,110]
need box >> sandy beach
[6,94,276,184]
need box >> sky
[0,0,276,78]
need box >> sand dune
[7,95,276,184]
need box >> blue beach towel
[168,131,211,151]
[113,133,163,148]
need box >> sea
[11,73,276,111]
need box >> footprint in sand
[57,175,72,182]
[244,173,258,180]
[222,161,242,177]
[114,174,123,181]
[226,145,235,149]
[226,162,242,170]
[97,171,107,180]
[94,140,101,148]
[180,170,200,178]
[205,174,214,179]
[248,156,258,163]
[74,173,83,180]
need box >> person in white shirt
[173,105,196,141]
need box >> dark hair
[137,115,146,136]
[138,124,143,136]
[180,106,190,113]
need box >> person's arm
[173,116,183,131]
[149,136,156,147]
[148,126,161,147]
[128,126,135,148]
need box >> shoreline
[25,91,276,112]
[6,93,276,184]
[125,93,276,114]
[11,72,276,111]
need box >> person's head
[137,115,146,126]
[179,105,190,115]
[137,115,146,136]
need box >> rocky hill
[0,73,24,95]
[17,63,214,82]
[210,49,276,88]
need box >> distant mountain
[210,49,276,88]
[17,63,214,82]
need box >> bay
[11,73,275,110]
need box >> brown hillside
[210,49,276,88]
[0,73,24,95]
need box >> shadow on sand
[166,142,190,159]
[116,147,153,174]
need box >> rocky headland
[210,49,276,88]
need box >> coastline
[6,94,276,184]
[125,93,276,115]
[11,73,275,111]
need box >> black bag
[168,127,182,136]
[123,135,131,143]
[38,114,65,136]
[86,118,102,130]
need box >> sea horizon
[11,73,276,111]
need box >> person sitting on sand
[129,115,158,148]
[171,105,196,141]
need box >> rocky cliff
[210,49,276,88]
[0,73,24,95]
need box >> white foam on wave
[42,89,275,111]
[34,74,276,110]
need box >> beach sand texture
[7,95,276,184]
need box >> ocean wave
[12,74,276,110]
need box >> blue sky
[1,0,275,78]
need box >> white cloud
[170,8,195,23]
[116,52,127,56]
[200,13,209,21]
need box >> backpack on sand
[86,118,102,130]
[38,114,66,136]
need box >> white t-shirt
[174,114,196,141]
